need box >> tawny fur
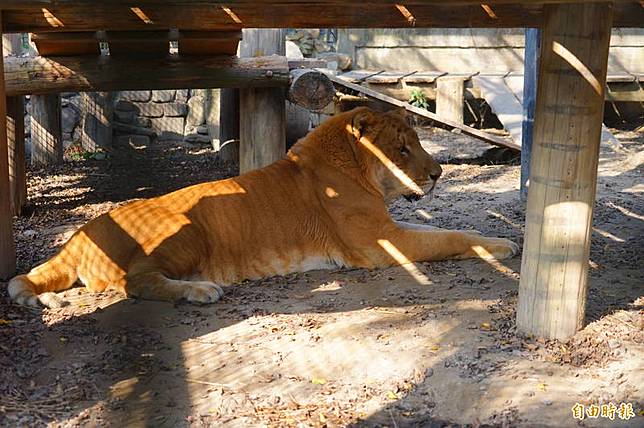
[8,108,518,308]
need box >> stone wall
[114,89,214,147]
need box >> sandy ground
[0,126,642,427]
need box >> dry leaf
[386,390,399,400]
[311,377,326,385]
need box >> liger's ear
[391,107,408,118]
[350,108,374,139]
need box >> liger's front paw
[183,281,225,304]
[473,237,519,260]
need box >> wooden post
[436,77,464,124]
[517,3,613,339]
[239,29,286,173]
[7,96,26,216]
[520,28,540,201]
[219,88,239,160]
[30,94,63,165]
[0,14,17,279]
[4,34,26,216]
[80,92,116,152]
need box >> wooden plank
[1,2,641,31]
[7,96,26,217]
[329,73,520,151]
[0,13,17,279]
[4,55,290,96]
[31,93,63,165]
[239,29,286,173]
[436,77,465,124]
[473,76,523,144]
[517,3,613,340]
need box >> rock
[136,103,164,118]
[61,106,80,134]
[114,110,135,124]
[116,134,150,148]
[196,125,209,135]
[113,121,157,137]
[134,116,151,128]
[151,117,185,141]
[163,102,188,117]
[72,126,81,142]
[115,100,136,111]
[67,95,81,110]
[218,139,239,164]
[190,89,207,99]
[152,90,176,103]
[176,89,189,103]
[120,90,152,102]
[24,114,30,136]
[184,133,211,144]
[286,40,304,59]
[186,97,206,127]
[317,52,352,71]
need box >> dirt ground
[0,126,642,427]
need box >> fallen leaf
[386,390,399,400]
[538,383,547,391]
[311,377,326,385]
[0,319,12,326]
[319,413,326,423]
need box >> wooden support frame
[0,12,16,279]
[517,2,613,339]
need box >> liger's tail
[8,234,81,308]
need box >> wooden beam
[30,94,63,165]
[329,74,521,151]
[7,96,26,217]
[3,55,290,96]
[239,29,286,173]
[517,3,613,340]
[1,2,640,31]
[0,13,17,279]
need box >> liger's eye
[400,145,410,155]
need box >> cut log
[80,92,116,152]
[517,3,612,339]
[239,29,286,173]
[31,94,63,165]
[4,55,290,96]
[0,17,17,278]
[287,68,335,111]
[7,96,26,216]
[329,74,520,151]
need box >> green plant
[409,89,430,110]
